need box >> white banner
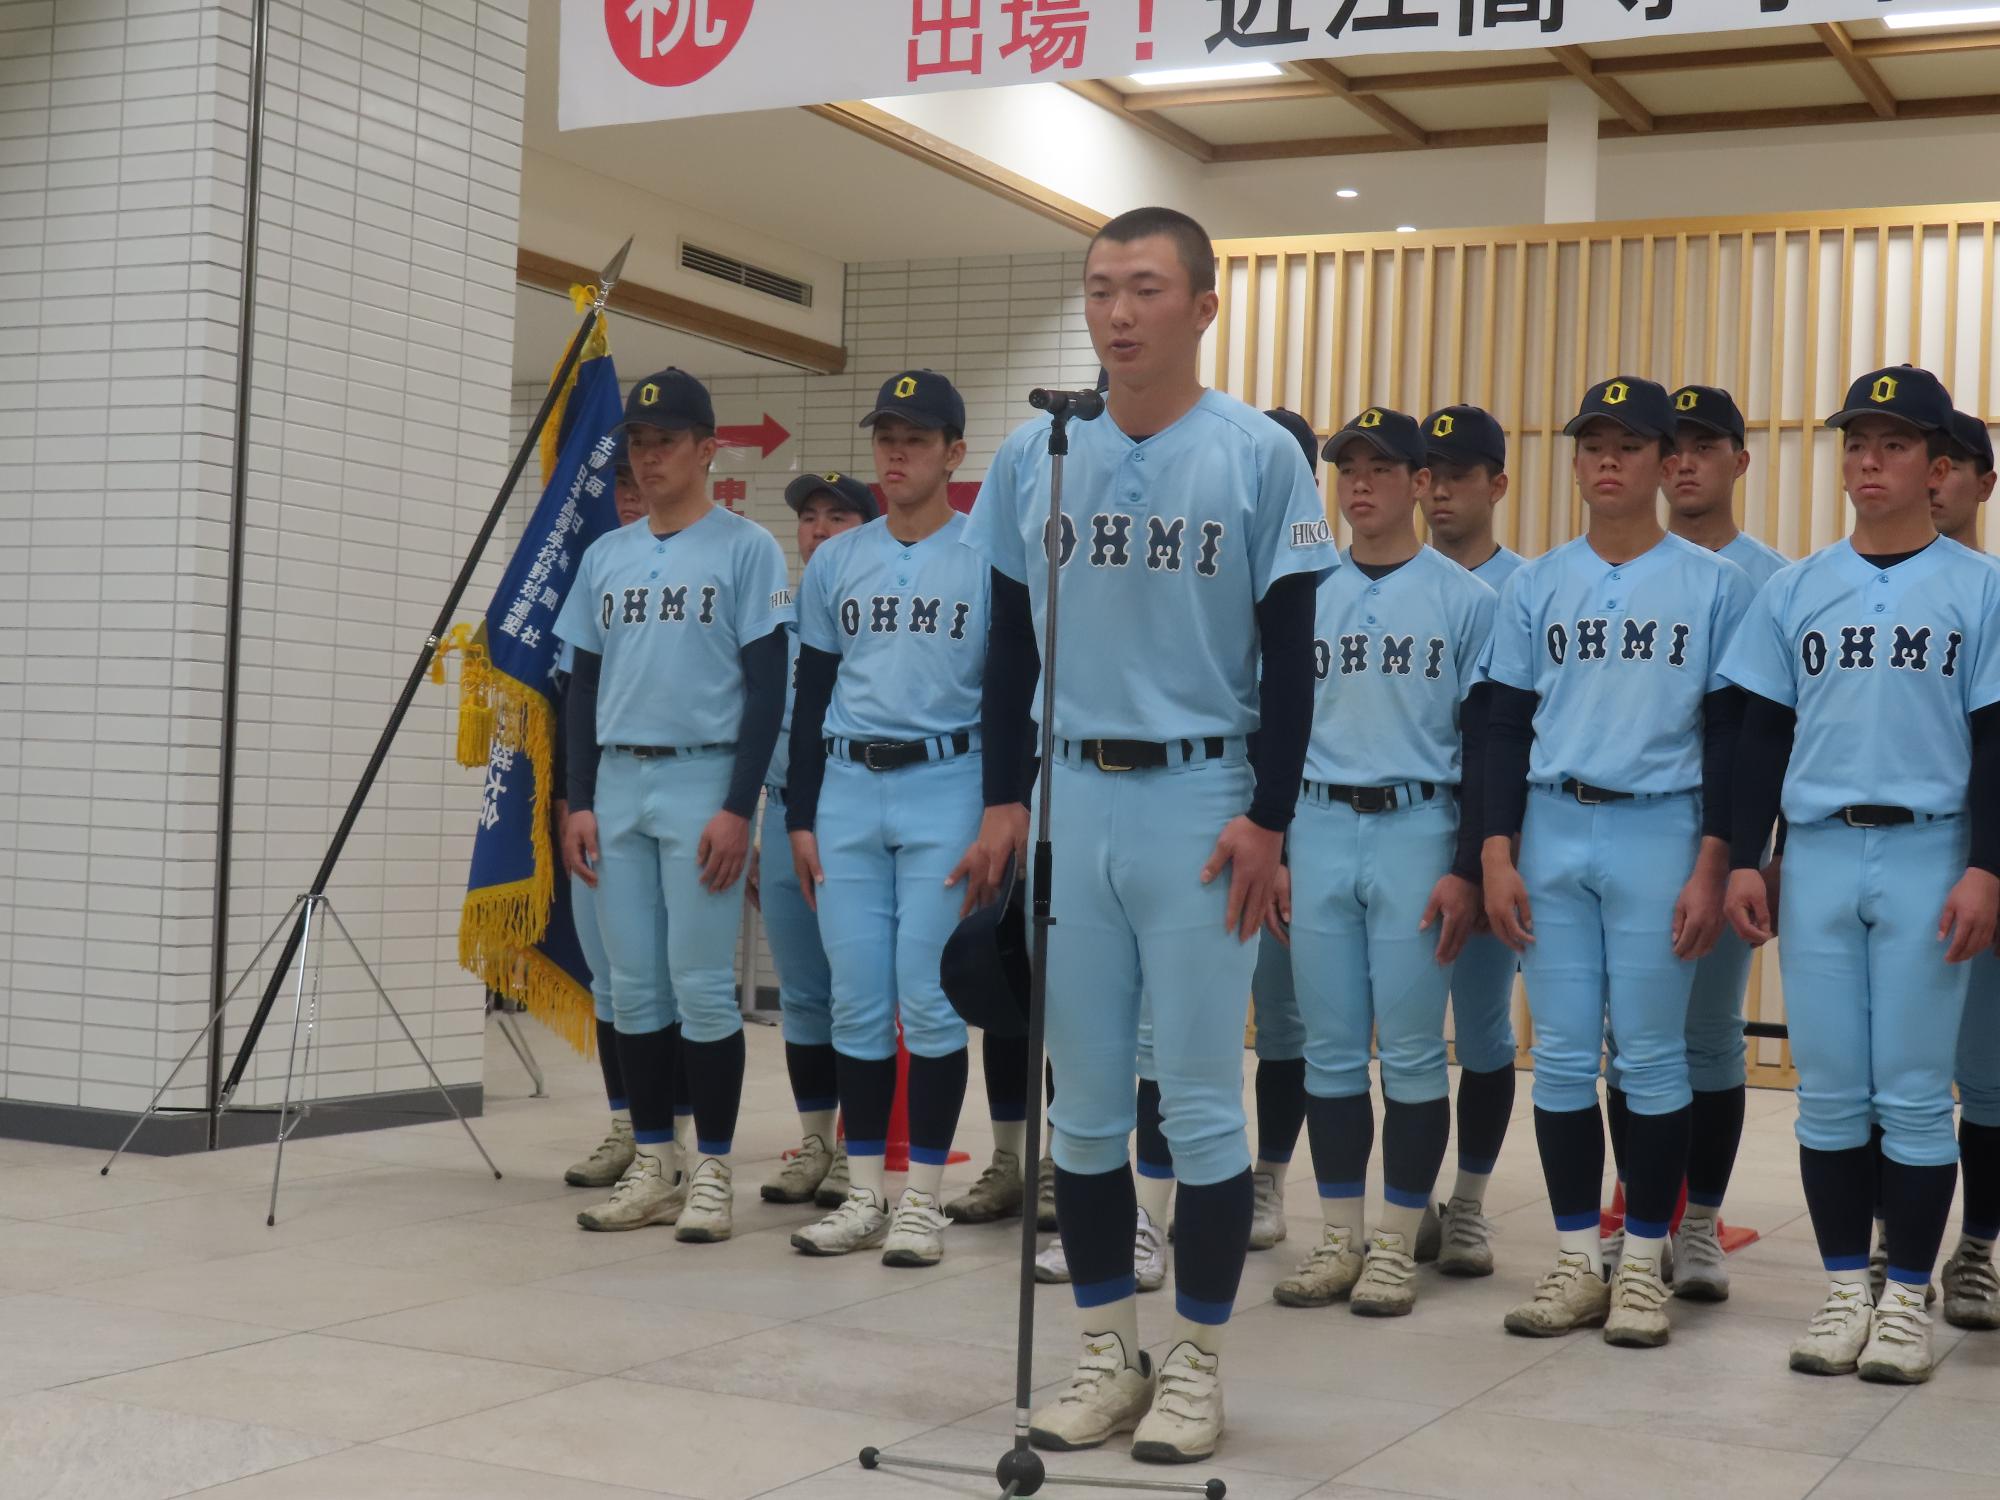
[561,0,1971,129]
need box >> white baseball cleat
[1351,1230,1419,1317]
[565,1117,637,1188]
[1274,1227,1362,1308]
[945,1147,1025,1224]
[1603,1252,1672,1348]
[1033,1234,1072,1284]
[1859,1286,1937,1384]
[791,1187,891,1256]
[1027,1332,1154,1452]
[814,1143,851,1209]
[1436,1197,1497,1278]
[576,1148,683,1232]
[761,1133,835,1204]
[1248,1171,1287,1250]
[1789,1284,1872,1375]
[1672,1215,1730,1302]
[1135,1206,1168,1293]
[1942,1240,2000,1330]
[1504,1253,1610,1337]
[881,1187,951,1268]
[1131,1341,1224,1464]
[673,1158,734,1243]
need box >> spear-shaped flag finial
[595,237,634,308]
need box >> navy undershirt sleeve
[1249,571,1316,833]
[1453,682,1493,882]
[783,645,840,834]
[983,570,1040,807]
[1482,683,1537,841]
[1971,702,2000,876]
[1729,692,1794,871]
[1701,686,1746,842]
[565,648,602,814]
[725,628,788,821]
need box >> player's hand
[1482,837,1533,952]
[1762,856,1783,940]
[1422,873,1480,965]
[1672,840,1731,960]
[1201,816,1283,944]
[947,803,1029,919]
[1263,864,1293,947]
[562,810,600,888]
[1940,866,2000,964]
[790,830,825,914]
[697,809,750,893]
[745,844,761,912]
[1725,867,1773,946]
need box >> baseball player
[1416,405,1525,1276]
[1930,408,2000,1333]
[784,370,993,1268]
[1268,406,1492,1319]
[562,448,648,1190]
[1723,365,2000,1383]
[555,368,792,1241]
[960,206,1334,1464]
[1597,386,1789,1299]
[1483,375,1751,1348]
[753,471,875,1206]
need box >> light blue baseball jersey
[1483,533,1754,793]
[1720,537,2000,824]
[1718,531,1789,590]
[965,389,1338,738]
[553,505,791,748]
[1306,546,1496,787]
[1471,544,1526,592]
[767,626,800,789]
[797,512,988,742]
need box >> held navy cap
[1671,385,1746,444]
[782,470,879,521]
[1323,406,1427,469]
[616,368,715,434]
[1422,405,1507,470]
[860,369,966,433]
[939,855,1029,1040]
[1563,376,1676,440]
[1949,410,1996,475]
[1264,408,1320,477]
[1826,365,1953,432]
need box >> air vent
[679,242,814,308]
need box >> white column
[1544,81,1600,225]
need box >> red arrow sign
[715,413,791,458]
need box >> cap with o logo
[1670,385,1746,444]
[1563,375,1675,440]
[613,367,716,435]
[1421,404,1507,470]
[860,368,967,433]
[1323,405,1426,468]
[1825,364,1953,432]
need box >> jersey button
[1366,615,1378,625]
[1874,602,1886,613]
[650,570,658,578]
[1610,570,1622,580]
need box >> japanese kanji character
[589,434,616,467]
[1327,0,1439,38]
[998,0,1089,71]
[1205,0,1307,50]
[539,586,560,610]
[584,474,607,499]
[479,769,506,829]
[712,477,748,509]
[519,625,542,649]
[909,0,982,80]
[490,743,517,773]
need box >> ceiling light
[1396,225,1417,233]
[1128,62,1285,86]
[1336,188,1359,199]
[1882,4,2000,25]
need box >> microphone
[1028,387,1105,422]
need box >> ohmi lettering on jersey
[1047,513,1228,577]
[1314,633,1448,681]
[837,595,973,641]
[600,584,721,630]
[1543,618,1692,667]
[1799,624,1962,677]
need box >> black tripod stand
[857,389,1224,1499]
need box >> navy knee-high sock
[1382,1097,1451,1214]
[907,1048,969,1168]
[784,1041,839,1119]
[680,1031,746,1157]
[1535,1104,1605,1237]
[1621,1104,1692,1241]
[1305,1091,1374,1227]
[1686,1086,1746,1210]
[595,1019,627,1112]
[1799,1144,1875,1276]
[671,1025,693,1133]
[1255,1057,1308,1166]
[1605,1085,1631,1186]
[1961,1120,2000,1242]
[1881,1158,1958,1288]
[1870,1122,1888,1222]
[982,1030,1030,1123]
[1455,1064,1514,1180]
[1173,1171,1254,1327]
[1056,1163,1138,1306]
[616,1025,679,1146]
[836,1052,899,1157]
[1135,1078,1172,1177]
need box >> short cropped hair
[1089,207,1216,296]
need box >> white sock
[1621,1229,1667,1273]
[635,1141,670,1172]
[993,1118,1027,1164]
[1376,1199,1424,1246]
[906,1160,946,1198]
[1682,1199,1720,1226]
[1881,1277,1929,1312]
[1451,1168,1490,1207]
[696,1149,731,1180]
[1081,1298,1143,1372]
[611,1108,632,1128]
[1319,1193,1364,1243]
[1136,1171,1175,1228]
[1253,1157,1289,1182]
[849,1151,888,1201]
[1827,1276,1871,1307]
[1558,1224,1604,1277]
[1168,1313,1224,1358]
[800,1110,836,1150]
[1873,1216,1888,1252]
[674,1113,696,1177]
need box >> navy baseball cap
[1671,385,1746,444]
[783,470,879,521]
[860,369,966,432]
[611,435,632,476]
[1564,376,1675,440]
[616,368,715,434]
[1826,365,1953,432]
[1324,406,1426,468]
[1422,405,1507,470]
[1264,408,1320,476]
[1949,410,1996,474]
[939,855,1028,1040]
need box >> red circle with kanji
[604,0,755,88]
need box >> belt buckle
[1573,782,1606,806]
[1842,806,1873,829]
[863,742,892,773]
[1092,741,1133,773]
[1350,786,1391,814]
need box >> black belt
[1560,778,1633,805]
[1305,780,1438,814]
[613,743,732,760]
[1835,804,1916,828]
[830,732,973,772]
[1069,737,1228,773]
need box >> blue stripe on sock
[845,1139,887,1157]
[1625,1216,1671,1239]
[795,1096,837,1113]
[1174,1292,1235,1326]
[1317,1180,1365,1199]
[1074,1274,1138,1309]
[607,1098,630,1112]
[988,1104,1028,1122]
[1887,1264,1935,1286]
[1136,1159,1175,1180]
[696,1139,732,1158]
[1554,1210,1601,1232]
[1383,1183,1429,1211]
[633,1129,673,1146]
[908,1145,951,1167]
[1457,1154,1496,1175]
[1823,1253,1870,1273]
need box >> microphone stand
[856,388,1225,1499]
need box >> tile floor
[0,1022,1987,1498]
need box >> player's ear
[1981,471,1997,504]
[1192,287,1219,336]
[1732,445,1752,479]
[945,436,968,477]
[1490,471,1510,503]
[1930,453,1954,492]
[695,433,719,471]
